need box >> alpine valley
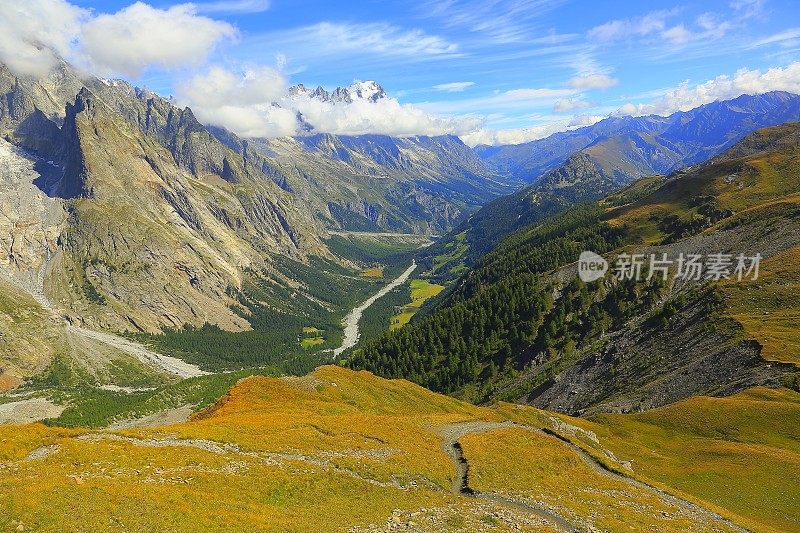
[1,53,800,533]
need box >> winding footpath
[332,261,417,358]
[438,421,749,533]
[439,421,577,532]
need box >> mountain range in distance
[475,90,800,183]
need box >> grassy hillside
[2,366,793,531]
[722,245,800,365]
[390,279,445,330]
[575,388,800,533]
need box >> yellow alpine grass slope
[532,387,800,533]
[722,245,800,366]
[0,366,797,532]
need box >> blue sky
[8,0,800,144]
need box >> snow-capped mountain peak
[347,81,385,103]
[287,81,386,104]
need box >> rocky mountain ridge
[288,80,387,103]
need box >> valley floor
[1,366,796,532]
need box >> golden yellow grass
[460,427,737,532]
[0,368,499,531]
[1,431,454,532]
[550,388,800,533]
[2,368,798,532]
[164,367,501,487]
[721,246,800,366]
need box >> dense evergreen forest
[135,237,419,373]
[135,256,382,373]
[346,204,652,401]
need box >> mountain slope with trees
[424,93,800,282]
[348,122,800,411]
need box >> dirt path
[332,261,417,358]
[437,421,749,533]
[438,421,577,532]
[537,426,750,533]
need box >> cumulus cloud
[462,115,605,147]
[616,62,800,116]
[567,73,618,90]
[81,2,237,77]
[292,96,482,138]
[177,66,482,139]
[568,114,607,127]
[433,81,475,92]
[0,1,236,79]
[177,66,295,138]
[0,0,87,77]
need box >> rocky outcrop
[0,61,334,335]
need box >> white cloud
[616,62,800,117]
[177,66,295,138]
[420,87,576,115]
[568,114,606,127]
[315,23,457,56]
[588,10,674,42]
[750,28,800,48]
[730,0,765,19]
[588,8,735,47]
[192,0,270,14]
[421,0,567,44]
[567,73,618,90]
[662,25,692,45]
[433,81,475,92]
[462,115,605,147]
[553,98,593,112]
[290,96,482,138]
[255,22,459,61]
[0,0,87,77]
[177,66,482,139]
[660,14,733,45]
[0,1,237,79]
[81,2,237,77]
